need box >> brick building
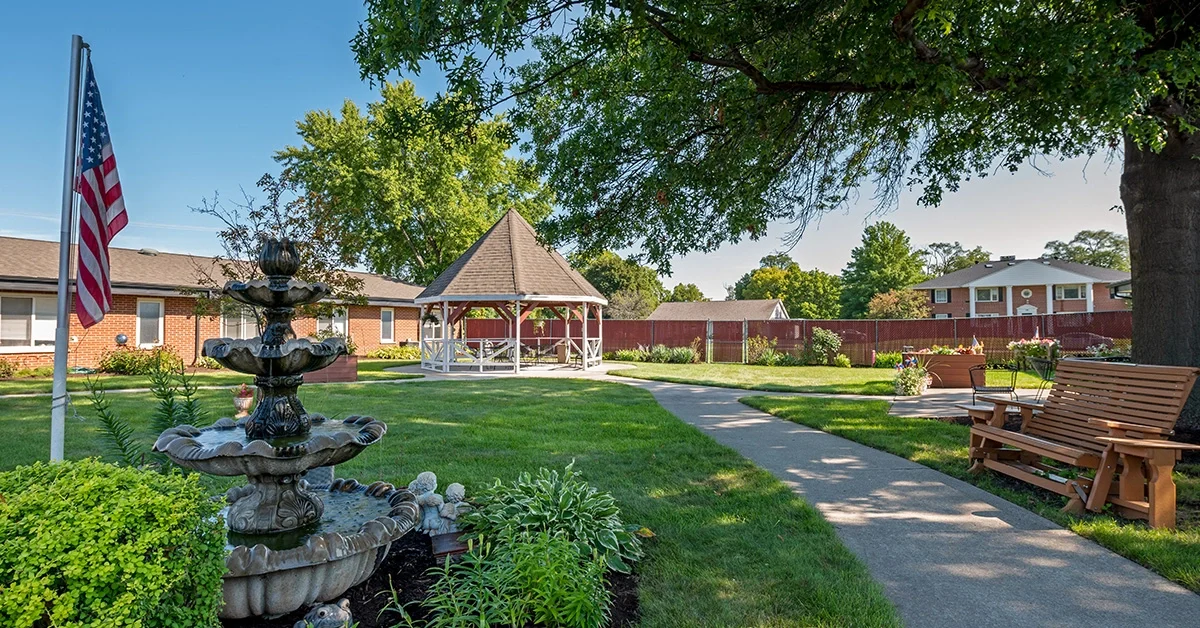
[0,236,423,369]
[912,257,1130,319]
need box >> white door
[1016,304,1038,316]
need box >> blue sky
[1,1,1128,299]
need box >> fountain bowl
[153,415,385,478]
[225,277,331,309]
[220,479,419,619]
[203,337,345,376]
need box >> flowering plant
[894,360,932,395]
[1007,338,1058,360]
[913,343,982,356]
[232,383,254,399]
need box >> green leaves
[840,222,927,318]
[461,463,645,573]
[0,459,225,627]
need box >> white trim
[380,307,395,344]
[1054,284,1087,300]
[1020,288,1033,299]
[415,294,607,305]
[136,298,165,348]
[1045,283,1054,314]
[933,288,948,304]
[1005,286,1013,316]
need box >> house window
[380,308,394,344]
[316,309,349,336]
[975,313,1000,318]
[974,287,1000,302]
[933,313,951,319]
[0,295,56,349]
[222,306,258,340]
[1055,284,1086,300]
[136,299,164,347]
[933,289,948,304]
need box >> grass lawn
[0,359,420,395]
[0,379,899,627]
[742,395,1200,592]
[610,362,1044,395]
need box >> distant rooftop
[648,299,788,321]
[913,258,1129,290]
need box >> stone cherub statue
[292,598,352,628]
[407,473,471,535]
[437,482,472,534]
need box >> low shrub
[0,459,226,627]
[873,351,903,368]
[421,533,610,628]
[365,344,421,360]
[808,327,842,365]
[667,345,699,364]
[747,336,781,366]
[608,348,648,362]
[16,366,54,378]
[833,353,853,368]
[894,363,931,396]
[194,356,223,370]
[97,345,183,375]
[463,463,643,572]
[0,359,15,379]
[312,329,358,356]
[776,352,807,367]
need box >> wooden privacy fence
[466,311,1133,365]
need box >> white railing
[423,335,603,371]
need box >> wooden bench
[960,359,1200,528]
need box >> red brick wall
[924,283,1129,318]
[1,290,420,368]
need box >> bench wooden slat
[1023,423,1108,453]
[1045,378,1190,405]
[1039,403,1175,433]
[1056,359,1200,381]
[1046,393,1180,426]
[972,425,1098,464]
[1051,369,1195,391]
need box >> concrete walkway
[396,364,1200,627]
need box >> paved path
[396,365,1200,627]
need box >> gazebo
[415,210,607,372]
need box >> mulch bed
[221,533,639,628]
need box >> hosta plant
[462,463,643,572]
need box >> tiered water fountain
[154,238,419,619]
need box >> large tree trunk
[1121,131,1200,428]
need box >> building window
[975,313,1000,318]
[380,308,394,344]
[1020,288,1033,299]
[933,313,951,319]
[933,289,948,304]
[974,287,1000,302]
[137,299,164,347]
[1055,284,1086,300]
[0,295,56,349]
[222,306,258,340]
[316,309,348,336]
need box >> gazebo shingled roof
[415,209,605,304]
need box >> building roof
[648,299,788,321]
[912,258,1130,290]
[0,235,424,305]
[416,210,606,304]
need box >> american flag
[75,59,127,328]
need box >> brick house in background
[0,236,424,369]
[912,256,1131,319]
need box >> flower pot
[902,353,985,388]
[233,396,253,417]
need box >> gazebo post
[597,304,603,365]
[582,302,589,370]
[513,301,521,373]
[441,301,450,373]
[418,304,426,369]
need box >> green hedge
[366,344,421,360]
[0,459,226,627]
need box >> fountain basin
[220,479,419,619]
[203,337,345,376]
[226,277,331,309]
[153,415,385,478]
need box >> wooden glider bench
[959,359,1200,528]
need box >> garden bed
[221,532,641,628]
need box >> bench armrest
[1087,418,1173,437]
[977,396,1042,411]
[1095,436,1200,451]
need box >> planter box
[902,353,984,388]
[304,354,358,383]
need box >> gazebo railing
[423,333,603,371]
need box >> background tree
[276,81,552,285]
[1043,229,1131,271]
[574,251,666,317]
[353,0,1200,419]
[667,283,707,302]
[189,173,364,326]
[866,289,932,320]
[607,289,657,320]
[920,242,991,276]
[840,222,926,318]
[733,255,842,319]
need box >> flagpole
[50,35,87,462]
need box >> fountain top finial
[259,237,301,279]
